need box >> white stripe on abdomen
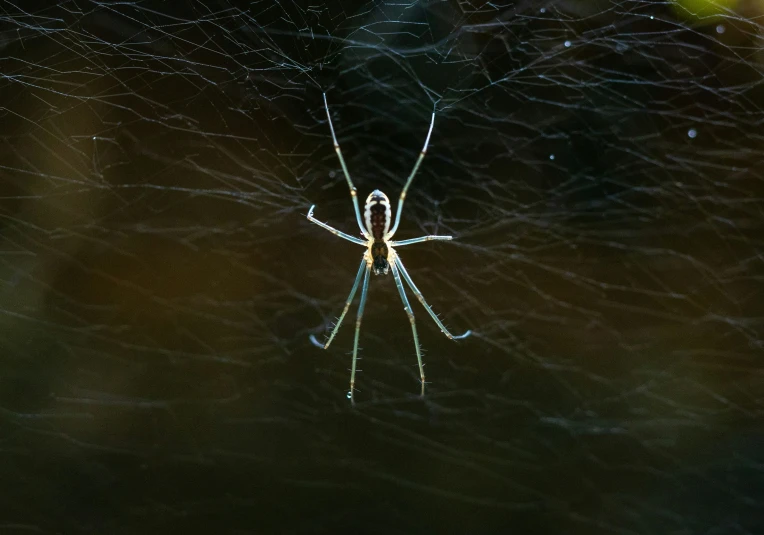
[364,189,391,240]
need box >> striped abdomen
[364,190,391,240]
[365,190,391,275]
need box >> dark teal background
[1,1,763,533]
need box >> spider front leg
[310,256,368,350]
[394,255,472,340]
[390,259,426,397]
[350,262,372,405]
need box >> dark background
[1,0,763,533]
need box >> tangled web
[1,1,763,533]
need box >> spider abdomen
[364,190,391,240]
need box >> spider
[308,93,471,403]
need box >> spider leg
[391,235,452,247]
[394,255,472,340]
[349,262,371,405]
[310,256,367,350]
[386,107,436,240]
[390,260,426,397]
[307,205,367,245]
[323,93,371,240]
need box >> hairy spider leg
[350,262,372,404]
[390,259,426,396]
[394,255,472,340]
[392,235,453,247]
[307,205,367,246]
[323,93,370,240]
[386,108,436,240]
[309,256,368,350]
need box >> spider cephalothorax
[370,240,389,275]
[307,93,471,404]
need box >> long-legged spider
[308,93,471,403]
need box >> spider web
[1,0,763,533]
